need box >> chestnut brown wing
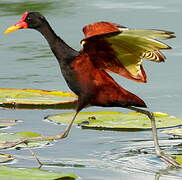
[81,22,175,83]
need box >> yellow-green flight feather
[105,29,175,77]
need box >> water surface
[0,0,182,179]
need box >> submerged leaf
[0,131,51,149]
[0,154,14,163]
[46,111,182,130]
[175,156,182,164]
[162,128,182,136]
[0,119,17,128]
[0,166,77,180]
[0,88,77,109]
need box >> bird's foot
[26,145,43,168]
[157,151,181,168]
[58,131,69,139]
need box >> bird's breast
[71,52,98,94]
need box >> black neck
[36,21,78,62]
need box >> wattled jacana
[4,12,180,167]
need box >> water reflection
[94,1,164,10]
[91,137,182,178]
[155,166,182,180]
[93,0,182,13]
[9,41,52,61]
[0,0,56,16]
[0,0,77,16]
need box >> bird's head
[4,11,46,34]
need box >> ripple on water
[35,137,182,179]
[90,138,182,179]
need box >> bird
[4,12,180,167]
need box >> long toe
[158,152,181,168]
[59,131,69,139]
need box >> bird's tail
[116,86,147,108]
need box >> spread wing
[81,22,175,82]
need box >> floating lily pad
[46,111,182,131]
[162,128,182,136]
[175,156,182,164]
[0,154,14,163]
[0,166,77,180]
[0,119,18,128]
[0,88,77,109]
[0,131,51,149]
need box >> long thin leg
[1,110,81,151]
[28,110,79,141]
[13,111,79,168]
[2,99,86,150]
[57,110,79,138]
[127,106,180,168]
[25,142,43,168]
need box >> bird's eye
[26,17,31,21]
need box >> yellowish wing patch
[105,29,174,77]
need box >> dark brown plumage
[4,12,180,167]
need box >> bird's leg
[24,142,43,168]
[56,110,79,139]
[9,111,80,167]
[127,106,180,168]
[55,97,89,139]
[1,110,81,150]
[29,110,79,141]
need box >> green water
[0,0,182,179]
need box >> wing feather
[81,22,175,82]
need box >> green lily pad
[175,156,182,164]
[46,111,182,130]
[0,166,77,180]
[162,128,182,136]
[0,131,51,149]
[0,88,77,109]
[0,119,18,128]
[0,154,14,163]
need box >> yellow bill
[4,25,21,34]
[4,13,28,34]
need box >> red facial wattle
[14,11,29,28]
[4,12,29,34]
